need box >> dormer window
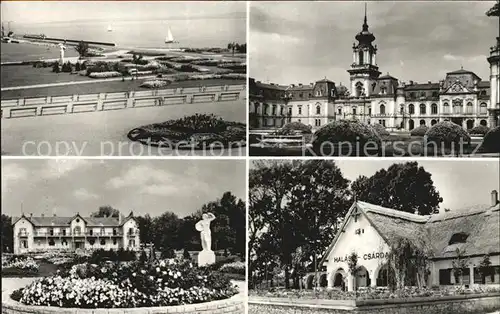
[449,232,469,245]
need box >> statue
[58,43,66,66]
[195,213,216,266]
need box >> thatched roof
[321,200,499,265]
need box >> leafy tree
[1,214,13,252]
[75,41,89,58]
[91,205,120,218]
[452,248,470,285]
[75,62,81,71]
[135,214,154,245]
[478,254,492,284]
[152,212,181,256]
[351,162,442,215]
[347,252,358,291]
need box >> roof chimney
[492,190,498,207]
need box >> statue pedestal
[198,250,215,267]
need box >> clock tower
[347,3,381,98]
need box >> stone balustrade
[0,84,245,119]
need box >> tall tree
[351,162,443,215]
[152,212,182,255]
[91,205,120,218]
[1,214,13,252]
[75,41,89,58]
[135,214,154,245]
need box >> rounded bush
[478,126,500,153]
[312,120,382,147]
[275,122,312,135]
[410,125,429,137]
[424,121,471,145]
[372,123,389,136]
[468,125,490,136]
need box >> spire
[363,2,368,31]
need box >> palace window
[359,50,364,64]
[443,102,450,114]
[299,93,303,98]
[129,240,136,247]
[480,119,487,126]
[453,99,463,114]
[368,108,372,115]
[272,105,277,115]
[352,107,357,115]
[448,232,469,245]
[315,119,321,127]
[420,120,426,126]
[100,239,106,245]
[380,104,386,115]
[338,107,342,115]
[431,103,438,114]
[62,240,67,246]
[113,239,117,245]
[49,239,55,246]
[298,106,302,115]
[480,103,487,114]
[379,120,386,127]
[50,228,54,236]
[62,229,66,236]
[355,82,363,97]
[420,104,426,114]
[73,226,81,235]
[288,107,292,115]
[408,104,415,114]
[22,240,28,248]
[466,102,473,114]
[316,105,321,115]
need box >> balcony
[18,232,29,237]
[33,231,123,237]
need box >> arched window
[380,104,386,115]
[431,103,438,114]
[100,239,106,246]
[420,120,426,126]
[431,119,438,126]
[48,239,55,246]
[352,106,357,115]
[420,103,426,114]
[338,107,342,115]
[443,102,450,114]
[408,104,415,114]
[480,103,488,114]
[355,82,363,97]
[466,102,473,114]
[466,120,474,129]
[453,99,463,114]
[73,226,81,235]
[480,119,487,126]
[316,105,321,115]
[359,50,364,64]
[409,119,415,130]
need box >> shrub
[52,62,60,73]
[410,125,429,137]
[219,261,245,275]
[312,120,382,147]
[468,125,490,136]
[275,122,312,135]
[372,123,389,136]
[10,288,24,301]
[425,121,471,146]
[88,71,122,78]
[478,126,500,153]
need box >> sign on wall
[332,252,389,263]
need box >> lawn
[1,65,91,88]
[1,78,244,99]
[1,42,79,63]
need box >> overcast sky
[2,159,246,218]
[251,160,499,212]
[250,1,499,86]
[1,1,246,24]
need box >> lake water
[11,17,246,49]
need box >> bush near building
[425,121,471,146]
[372,123,390,136]
[275,122,312,135]
[469,125,490,136]
[478,126,500,153]
[410,125,429,137]
[312,120,382,148]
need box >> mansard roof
[320,200,500,266]
[12,213,133,227]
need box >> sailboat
[165,26,176,44]
[107,24,113,32]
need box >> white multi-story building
[12,212,140,254]
[250,5,500,132]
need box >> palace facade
[319,191,500,291]
[12,212,140,254]
[249,6,500,132]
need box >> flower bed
[249,286,500,301]
[219,261,245,275]
[141,80,170,88]
[15,259,238,309]
[127,114,246,149]
[274,122,312,136]
[2,256,39,276]
[88,71,122,78]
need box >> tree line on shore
[249,160,443,289]
[1,192,245,259]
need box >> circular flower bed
[127,114,246,149]
[468,125,490,136]
[478,126,500,153]
[2,256,39,272]
[312,120,382,153]
[274,122,312,136]
[410,125,429,137]
[425,121,471,146]
[372,123,389,136]
[15,259,238,308]
[141,80,171,89]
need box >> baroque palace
[249,6,500,132]
[12,212,140,254]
